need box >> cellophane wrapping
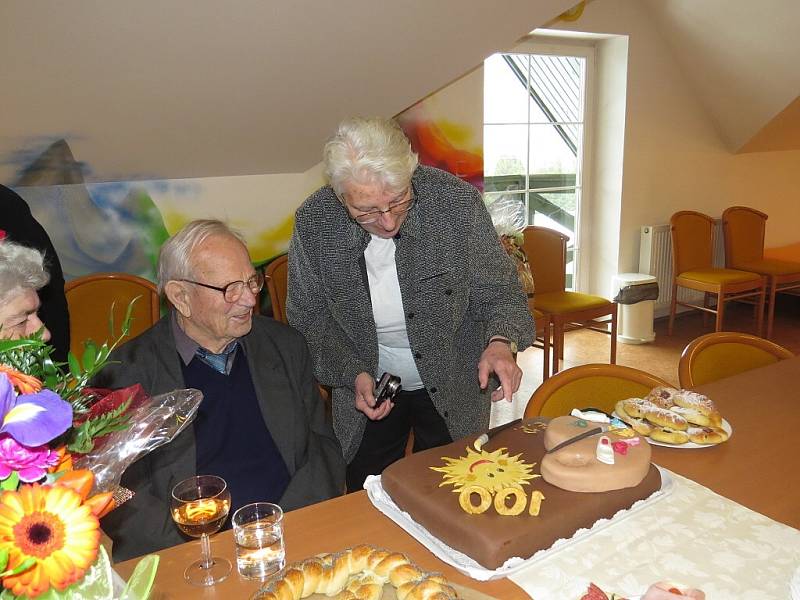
[487,196,535,295]
[74,388,203,495]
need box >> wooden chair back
[678,331,793,387]
[265,254,289,324]
[65,273,160,360]
[524,364,671,418]
[522,226,568,294]
[722,206,767,268]
[670,211,715,275]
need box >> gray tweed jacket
[286,166,535,463]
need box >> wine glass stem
[200,533,213,569]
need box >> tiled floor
[490,295,800,426]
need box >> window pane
[529,123,582,187]
[484,124,527,179]
[484,174,526,194]
[484,54,529,124]
[530,189,578,230]
[528,55,585,124]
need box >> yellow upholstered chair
[678,331,794,388]
[65,273,160,361]
[524,364,671,418]
[722,206,800,340]
[522,226,617,376]
[668,211,766,336]
[264,254,289,324]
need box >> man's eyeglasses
[180,273,264,303]
[347,187,416,224]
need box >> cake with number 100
[380,416,663,570]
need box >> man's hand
[354,371,394,420]
[478,339,522,402]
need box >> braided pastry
[253,545,459,600]
[687,426,729,445]
[649,427,690,445]
[673,391,722,427]
[642,405,688,431]
[618,398,657,419]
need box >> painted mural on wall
[4,70,482,283]
[398,105,484,191]
[5,138,304,282]
[396,68,484,190]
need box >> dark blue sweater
[181,351,290,518]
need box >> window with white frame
[484,43,592,290]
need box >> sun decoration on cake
[431,446,538,493]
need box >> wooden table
[117,357,800,598]
[650,355,800,529]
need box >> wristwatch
[489,337,518,354]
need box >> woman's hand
[354,372,394,420]
[478,340,522,402]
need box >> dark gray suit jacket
[93,315,345,562]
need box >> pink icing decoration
[612,441,629,455]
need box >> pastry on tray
[615,388,728,446]
[252,544,459,600]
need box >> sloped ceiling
[0,0,576,185]
[643,0,800,153]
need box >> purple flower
[0,434,60,482]
[0,372,72,446]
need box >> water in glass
[232,503,285,579]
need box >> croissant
[253,545,459,600]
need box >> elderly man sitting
[0,240,52,342]
[94,219,346,561]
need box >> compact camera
[374,372,402,407]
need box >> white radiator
[638,220,725,317]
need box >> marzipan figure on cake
[431,444,544,516]
[541,416,652,493]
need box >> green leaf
[0,471,19,491]
[0,547,8,572]
[82,342,97,372]
[67,398,132,454]
[67,352,82,379]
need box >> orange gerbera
[0,365,43,394]
[0,484,100,598]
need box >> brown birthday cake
[381,417,662,570]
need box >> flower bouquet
[0,306,202,599]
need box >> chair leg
[552,320,563,376]
[702,292,710,327]
[668,282,678,335]
[756,279,766,338]
[610,308,618,365]
[767,277,776,340]
[715,290,725,331]
[541,319,550,382]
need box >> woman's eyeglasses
[345,186,416,224]
[180,273,264,303]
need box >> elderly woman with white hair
[287,116,535,492]
[0,240,52,342]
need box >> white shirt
[364,234,423,390]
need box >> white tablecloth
[509,472,800,599]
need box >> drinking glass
[232,502,285,579]
[170,475,232,586]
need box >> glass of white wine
[170,475,232,586]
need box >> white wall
[553,0,800,297]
